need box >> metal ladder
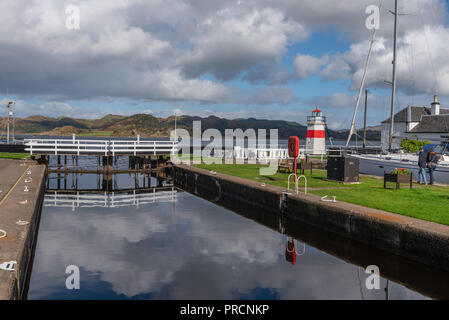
[287,174,307,194]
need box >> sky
[0,0,449,129]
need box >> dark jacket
[427,152,439,166]
[418,151,427,168]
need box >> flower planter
[384,172,413,190]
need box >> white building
[381,96,449,150]
[305,107,326,155]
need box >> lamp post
[6,101,13,144]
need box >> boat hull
[349,155,449,185]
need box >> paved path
[0,159,30,203]
[0,159,46,299]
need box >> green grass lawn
[195,163,449,226]
[78,131,114,137]
[195,163,347,189]
[0,153,28,159]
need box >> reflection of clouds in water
[28,192,428,300]
[177,196,283,265]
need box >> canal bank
[173,164,449,274]
[0,159,46,299]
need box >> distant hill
[0,114,381,140]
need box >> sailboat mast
[363,89,368,149]
[388,0,398,151]
[345,0,384,147]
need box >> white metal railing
[44,188,177,211]
[287,173,298,193]
[233,146,291,160]
[25,136,178,156]
[287,174,307,194]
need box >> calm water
[25,157,445,300]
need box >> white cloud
[0,99,107,119]
[180,7,307,81]
[0,0,447,115]
[322,25,449,95]
[294,54,328,79]
[264,0,447,40]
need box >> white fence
[184,146,293,160]
[25,137,178,156]
[25,136,302,160]
[44,188,177,211]
[233,146,289,160]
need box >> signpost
[288,136,299,181]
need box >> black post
[363,89,368,149]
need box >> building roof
[313,107,322,113]
[381,106,449,124]
[409,114,449,133]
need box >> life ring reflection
[285,237,305,265]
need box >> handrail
[44,189,177,209]
[287,174,307,194]
[24,138,177,143]
[297,175,307,194]
[25,138,178,155]
[287,173,298,193]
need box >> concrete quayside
[0,159,46,299]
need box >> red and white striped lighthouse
[306,107,326,155]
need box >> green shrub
[399,139,430,153]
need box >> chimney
[431,95,440,115]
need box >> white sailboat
[347,0,449,184]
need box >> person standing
[418,148,428,185]
[427,149,439,185]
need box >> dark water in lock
[26,156,447,300]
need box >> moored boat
[350,146,449,184]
